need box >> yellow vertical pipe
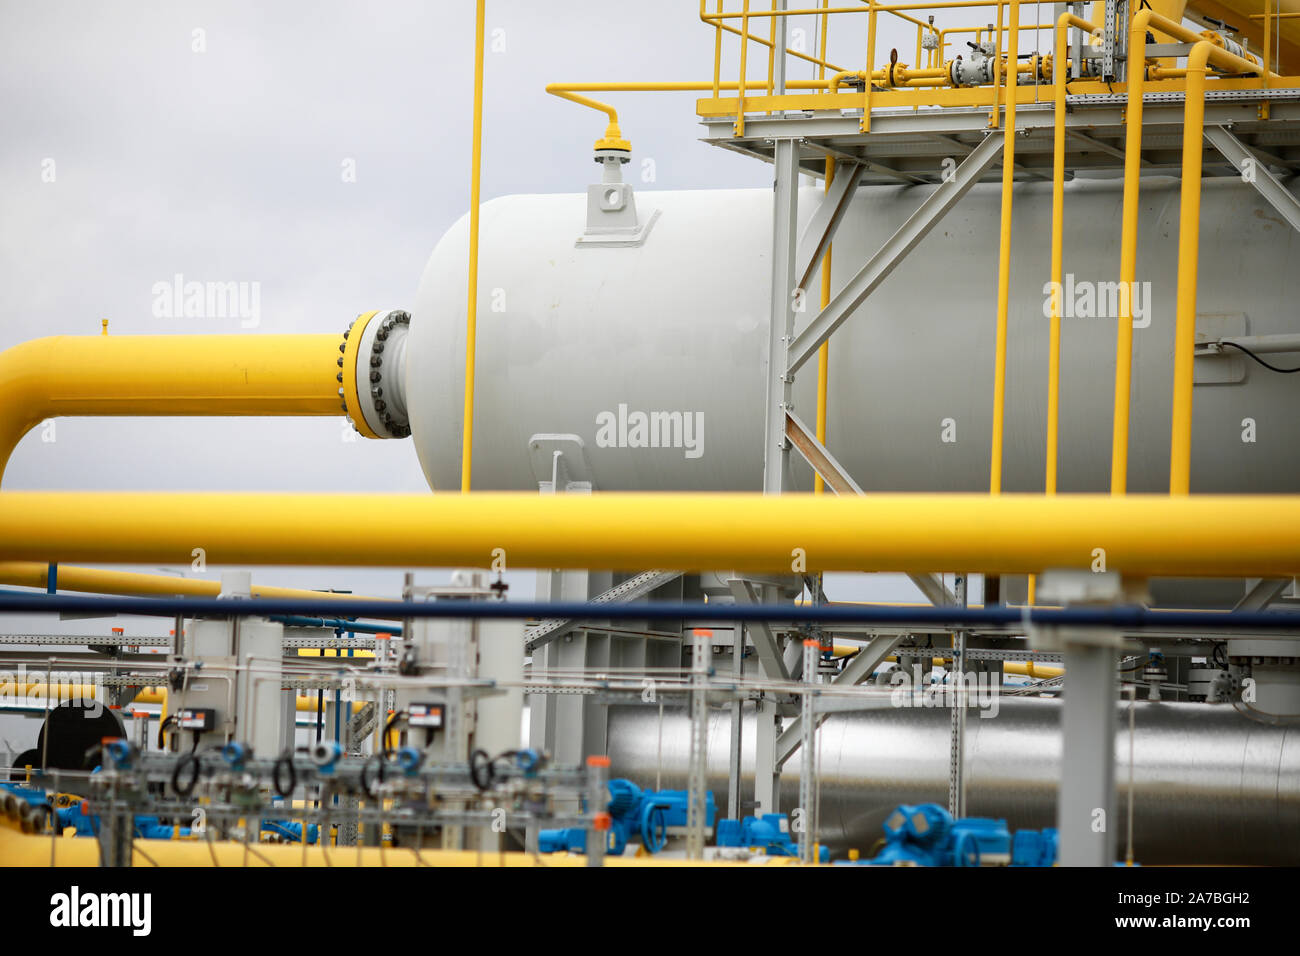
[1112,12,1154,495]
[1170,45,1213,496]
[461,0,486,493]
[815,157,834,495]
[988,0,1019,494]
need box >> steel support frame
[784,410,955,606]
[786,131,1006,374]
[762,137,803,495]
[1204,125,1300,234]
[775,632,905,767]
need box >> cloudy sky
[0,1,938,623]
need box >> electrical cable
[468,748,494,792]
[272,753,297,798]
[171,752,201,798]
[156,713,178,751]
[1219,340,1300,373]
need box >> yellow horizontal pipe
[0,820,796,866]
[1,492,1299,577]
[0,334,343,483]
[1003,661,1065,679]
[0,562,398,610]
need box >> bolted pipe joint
[339,309,412,440]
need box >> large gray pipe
[605,699,1300,865]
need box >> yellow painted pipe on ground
[1,492,1298,577]
[0,334,344,484]
[0,820,798,866]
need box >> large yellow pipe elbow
[0,334,344,484]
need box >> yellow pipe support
[2,492,1300,577]
[461,0,486,493]
[0,562,399,610]
[0,334,343,485]
[988,0,1018,494]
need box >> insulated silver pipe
[605,698,1300,865]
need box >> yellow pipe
[0,562,398,610]
[0,819,798,866]
[1037,12,1099,607]
[1172,38,1271,495]
[461,0,486,493]
[1004,660,1064,679]
[2,491,1300,576]
[815,157,834,496]
[988,0,1018,494]
[0,334,342,484]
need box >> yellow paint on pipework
[2,491,1299,577]
[0,334,343,484]
[0,562,399,611]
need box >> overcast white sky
[0,1,940,632]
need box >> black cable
[360,753,386,800]
[469,748,494,792]
[171,752,201,798]
[1218,340,1300,373]
[156,713,178,751]
[272,753,297,798]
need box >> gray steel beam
[1059,643,1119,865]
[726,578,790,682]
[762,138,803,493]
[784,410,954,608]
[787,131,1005,374]
[795,160,866,292]
[524,569,681,652]
[1235,577,1292,611]
[784,410,864,495]
[776,632,903,767]
[1205,125,1300,235]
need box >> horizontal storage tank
[406,178,1300,494]
[605,699,1300,865]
